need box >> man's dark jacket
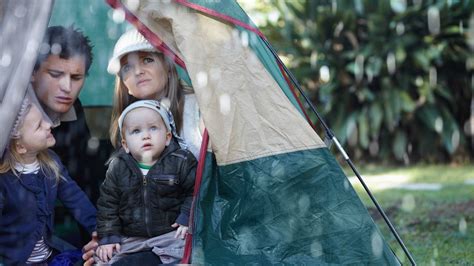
[96,140,197,245]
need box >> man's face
[31,54,86,115]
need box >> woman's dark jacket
[0,150,97,266]
[96,141,197,245]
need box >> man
[31,25,102,254]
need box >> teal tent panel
[49,0,128,106]
[192,148,400,265]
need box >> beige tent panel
[125,1,326,165]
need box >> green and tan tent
[0,0,410,264]
[105,0,405,264]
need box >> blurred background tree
[242,0,474,164]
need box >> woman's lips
[137,79,150,86]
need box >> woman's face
[120,51,168,100]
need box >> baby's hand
[171,223,188,239]
[97,243,121,263]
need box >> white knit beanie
[107,28,156,75]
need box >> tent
[1,0,413,264]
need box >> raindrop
[112,8,126,24]
[26,40,39,57]
[219,94,231,115]
[390,0,407,13]
[319,66,330,83]
[401,194,415,212]
[459,217,467,235]
[466,58,474,71]
[297,194,310,215]
[428,7,440,35]
[387,52,396,75]
[415,76,424,87]
[434,117,443,133]
[310,241,323,257]
[196,71,208,89]
[51,43,62,55]
[301,38,311,49]
[310,51,318,69]
[39,43,50,55]
[209,67,222,81]
[369,140,379,156]
[125,0,140,12]
[240,31,249,47]
[331,0,337,13]
[87,137,100,154]
[14,5,27,18]
[429,67,437,87]
[343,179,350,190]
[468,15,474,50]
[371,230,383,258]
[108,27,118,40]
[355,54,365,82]
[396,22,405,35]
[0,53,12,67]
[451,129,460,151]
[464,116,474,136]
[161,97,171,110]
[459,21,464,34]
[268,11,279,23]
[334,22,344,37]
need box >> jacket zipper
[143,175,152,236]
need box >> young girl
[107,28,203,158]
[0,97,97,265]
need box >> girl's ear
[121,139,130,153]
[15,141,27,155]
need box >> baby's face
[121,107,171,165]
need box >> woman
[107,28,203,158]
[82,28,203,266]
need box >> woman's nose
[134,64,144,75]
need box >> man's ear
[122,139,130,153]
[31,70,37,83]
[165,132,172,146]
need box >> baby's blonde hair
[0,98,62,182]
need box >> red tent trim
[174,0,265,39]
[106,0,187,69]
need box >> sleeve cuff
[176,213,189,226]
[98,235,121,245]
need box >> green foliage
[254,0,474,163]
[348,164,474,265]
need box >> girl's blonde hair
[0,99,62,182]
[109,53,188,148]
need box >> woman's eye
[150,126,158,131]
[131,129,140,134]
[121,64,131,74]
[143,57,154,64]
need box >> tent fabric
[0,0,53,157]
[109,0,400,264]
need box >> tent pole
[261,37,416,266]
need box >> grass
[343,164,474,265]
